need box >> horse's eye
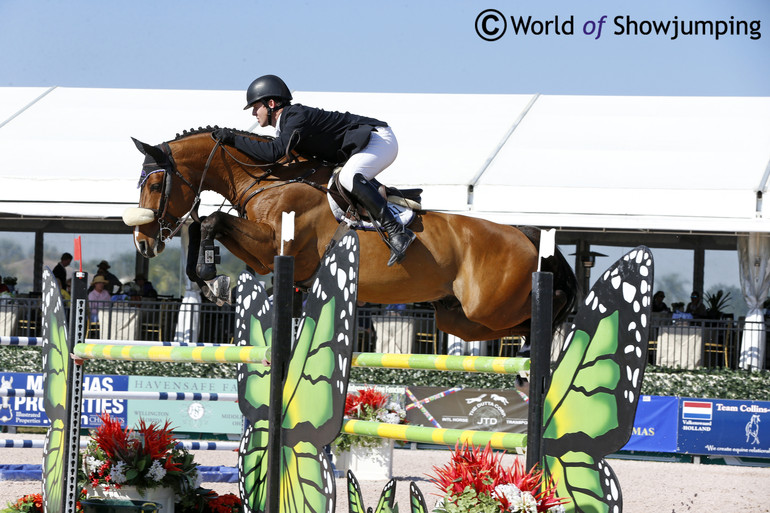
[149,183,162,192]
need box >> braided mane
[172,126,274,141]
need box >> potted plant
[332,387,407,480]
[705,289,732,319]
[79,413,205,513]
[430,441,567,513]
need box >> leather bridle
[136,133,330,240]
[138,141,213,242]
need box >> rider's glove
[212,128,235,145]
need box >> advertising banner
[677,397,770,458]
[621,395,678,452]
[0,372,129,428]
[404,386,528,432]
[126,376,242,434]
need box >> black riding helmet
[243,74,293,110]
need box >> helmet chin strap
[263,100,275,126]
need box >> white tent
[2,87,770,367]
[2,87,769,233]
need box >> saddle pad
[327,193,415,231]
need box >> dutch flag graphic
[682,400,713,421]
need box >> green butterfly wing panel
[40,269,70,513]
[543,247,653,513]
[409,482,429,513]
[237,232,360,513]
[346,471,397,513]
[346,470,365,513]
[373,479,396,513]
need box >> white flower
[86,456,103,475]
[547,505,566,513]
[504,490,538,513]
[520,491,538,513]
[377,411,402,424]
[108,461,128,484]
[192,469,202,489]
[494,483,522,504]
[146,459,167,482]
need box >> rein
[145,134,332,235]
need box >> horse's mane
[171,126,274,142]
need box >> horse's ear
[131,137,166,162]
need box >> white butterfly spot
[622,282,637,303]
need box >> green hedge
[3,346,769,401]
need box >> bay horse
[125,128,577,342]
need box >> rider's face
[252,102,269,127]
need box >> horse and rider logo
[745,414,760,445]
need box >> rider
[212,74,415,267]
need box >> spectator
[651,291,671,313]
[685,291,708,319]
[385,303,407,315]
[96,260,122,294]
[53,252,73,290]
[88,275,111,321]
[356,300,377,351]
[126,274,158,299]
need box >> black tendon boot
[350,174,416,266]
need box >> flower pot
[81,499,162,513]
[334,439,394,480]
[86,485,175,513]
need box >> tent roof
[1,86,769,234]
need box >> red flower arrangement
[333,387,407,453]
[430,442,568,513]
[203,493,242,513]
[80,413,201,503]
[2,493,84,513]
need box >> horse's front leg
[196,216,220,281]
[194,211,277,289]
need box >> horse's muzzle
[123,207,155,226]
[135,236,165,258]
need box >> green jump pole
[73,343,270,364]
[351,352,530,374]
[342,419,527,452]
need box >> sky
[0,0,768,96]
[1,0,768,308]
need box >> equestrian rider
[212,74,415,267]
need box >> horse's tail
[518,226,579,330]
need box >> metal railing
[2,297,764,367]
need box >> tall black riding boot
[350,173,416,266]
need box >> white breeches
[338,126,398,191]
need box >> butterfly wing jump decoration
[236,232,359,513]
[543,246,654,513]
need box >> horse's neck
[210,153,331,214]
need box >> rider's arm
[232,108,304,163]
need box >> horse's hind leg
[432,298,527,342]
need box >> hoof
[197,264,217,281]
[204,275,232,306]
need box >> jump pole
[266,254,293,513]
[526,271,553,470]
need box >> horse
[124,127,577,342]
[746,414,760,445]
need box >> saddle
[327,170,423,230]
